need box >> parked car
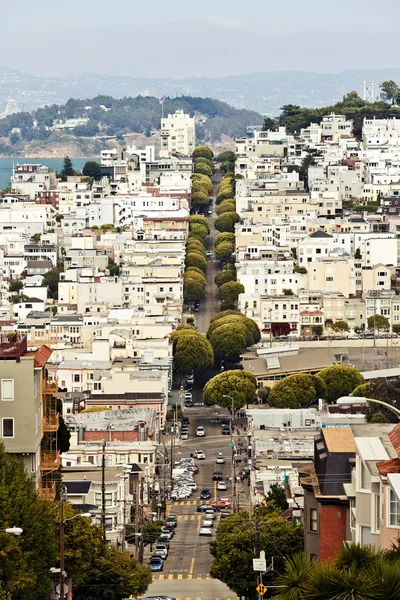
[199,526,212,536]
[202,518,214,528]
[166,515,177,528]
[149,556,164,571]
[197,503,214,512]
[194,450,205,459]
[184,399,193,407]
[155,543,170,557]
[152,547,168,559]
[205,509,216,520]
[181,430,189,440]
[206,250,212,259]
[196,426,206,437]
[161,526,174,537]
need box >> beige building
[307,258,356,298]
[160,109,195,157]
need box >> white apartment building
[160,109,195,157]
[10,164,57,199]
[320,113,353,142]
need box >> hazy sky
[3,0,400,78]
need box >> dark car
[166,515,177,528]
[197,503,213,512]
[200,488,211,500]
[220,511,230,519]
[212,471,223,481]
[221,426,230,435]
[157,535,171,547]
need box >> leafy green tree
[186,239,206,255]
[194,162,213,177]
[216,151,235,163]
[352,378,400,423]
[317,364,365,403]
[210,511,303,600]
[192,146,214,160]
[257,387,270,405]
[82,160,101,177]
[294,265,307,274]
[207,314,261,346]
[189,215,210,234]
[269,373,327,409]
[191,190,209,206]
[216,189,235,204]
[170,329,214,374]
[217,281,244,304]
[60,155,75,181]
[370,412,391,423]
[332,320,350,333]
[0,443,58,599]
[215,232,235,247]
[185,265,206,277]
[189,223,208,239]
[367,314,390,332]
[380,80,400,104]
[9,280,23,293]
[183,276,206,302]
[215,241,234,261]
[266,483,289,511]
[204,370,257,411]
[214,212,240,233]
[262,117,278,130]
[355,247,362,259]
[220,161,235,173]
[215,270,236,287]
[393,324,400,334]
[42,269,60,299]
[216,200,236,215]
[192,173,213,194]
[312,325,323,337]
[299,150,317,190]
[185,252,207,272]
[209,323,247,360]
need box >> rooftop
[323,428,356,454]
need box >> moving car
[166,516,177,528]
[212,471,223,481]
[149,556,164,572]
[206,250,212,259]
[184,399,193,407]
[205,509,216,520]
[200,488,211,500]
[221,426,230,435]
[202,519,214,528]
[181,430,189,440]
[207,208,213,215]
[196,426,206,437]
[216,455,225,464]
[194,450,205,459]
[199,526,213,536]
[197,503,214,512]
[217,481,227,491]
[144,596,176,600]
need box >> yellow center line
[189,556,195,576]
[197,514,201,532]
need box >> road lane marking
[189,556,195,576]
[158,574,164,580]
[177,573,183,579]
[197,514,201,532]
[168,574,174,580]
[214,480,217,501]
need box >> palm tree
[334,541,381,572]
[302,562,378,600]
[274,553,313,600]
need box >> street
[144,410,242,600]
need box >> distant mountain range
[2,67,400,115]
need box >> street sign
[253,550,266,572]
[256,583,267,595]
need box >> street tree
[355,247,362,259]
[209,323,247,360]
[210,511,303,600]
[215,270,236,287]
[204,370,257,411]
[192,173,213,194]
[189,223,208,239]
[207,313,261,346]
[189,215,210,234]
[367,314,390,332]
[216,151,235,163]
[185,252,207,272]
[42,269,60,299]
[185,265,206,277]
[170,329,214,374]
[215,241,234,261]
[186,242,206,257]
[215,232,235,247]
[214,212,240,233]
[217,280,244,304]
[216,200,236,215]
[216,190,235,204]
[82,160,101,177]
[312,325,323,337]
[317,364,365,403]
[194,162,213,178]
[269,373,327,409]
[191,190,209,207]
[194,156,214,171]
[193,146,214,160]
[332,320,350,333]
[352,378,400,423]
[183,276,205,302]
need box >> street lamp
[336,396,400,419]
[59,487,91,600]
[0,527,23,536]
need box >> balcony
[40,452,60,472]
[42,414,59,432]
[38,481,56,501]
[42,378,58,396]
[0,333,27,360]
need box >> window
[1,379,14,401]
[310,508,318,531]
[74,374,80,382]
[2,418,14,438]
[389,489,400,526]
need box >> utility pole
[138,481,144,563]
[101,440,106,543]
[59,487,66,600]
